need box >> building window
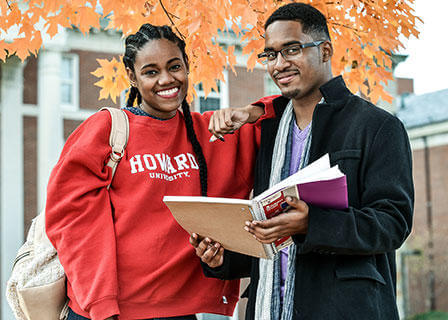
[60,54,79,110]
[195,71,229,113]
[196,82,221,113]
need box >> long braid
[123,24,207,196]
[181,100,208,196]
[136,90,142,106]
[127,86,141,107]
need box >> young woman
[45,24,273,320]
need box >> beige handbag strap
[34,108,128,247]
[100,107,129,189]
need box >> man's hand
[244,197,309,244]
[208,104,264,141]
[189,233,224,268]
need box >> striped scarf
[255,100,313,320]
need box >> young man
[191,3,414,319]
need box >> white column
[220,69,230,109]
[1,56,25,320]
[37,49,64,211]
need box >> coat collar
[319,75,352,104]
[271,75,352,117]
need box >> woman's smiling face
[127,38,189,119]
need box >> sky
[394,0,448,95]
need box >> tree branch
[246,0,265,14]
[159,0,185,39]
[5,0,12,10]
[329,21,367,35]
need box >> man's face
[264,20,325,100]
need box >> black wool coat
[203,76,414,320]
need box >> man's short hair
[265,2,331,41]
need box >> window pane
[200,97,220,113]
[61,83,72,104]
[61,57,73,81]
[197,82,220,93]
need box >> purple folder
[297,175,348,209]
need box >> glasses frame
[257,40,326,64]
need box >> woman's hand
[208,104,264,141]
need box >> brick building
[396,88,448,317]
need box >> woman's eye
[170,64,182,71]
[145,70,158,76]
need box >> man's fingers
[242,199,310,243]
[190,233,206,247]
[191,236,224,267]
[255,235,280,244]
[252,225,289,244]
[214,246,224,258]
[201,242,223,266]
[208,246,224,268]
[247,225,283,244]
[245,221,283,241]
[189,233,199,247]
[253,226,282,239]
[285,196,307,211]
[250,215,286,229]
[215,247,225,263]
[195,237,213,256]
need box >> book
[163,154,348,259]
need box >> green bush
[407,311,448,320]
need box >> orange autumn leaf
[92,57,127,102]
[77,6,101,34]
[0,48,7,62]
[0,0,421,104]
[246,51,259,71]
[96,58,120,79]
[187,17,202,35]
[227,46,237,75]
[95,78,116,101]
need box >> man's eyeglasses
[257,41,325,64]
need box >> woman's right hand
[189,233,224,268]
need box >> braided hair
[123,24,208,196]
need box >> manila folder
[163,196,269,259]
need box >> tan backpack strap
[100,107,129,188]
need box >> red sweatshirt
[45,106,274,320]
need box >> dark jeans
[67,308,197,320]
